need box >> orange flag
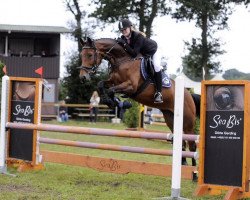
[35,66,43,77]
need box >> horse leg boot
[188,141,197,166]
[153,71,163,103]
[182,140,188,165]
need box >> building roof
[0,24,71,34]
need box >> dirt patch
[0,184,35,193]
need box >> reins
[80,39,137,72]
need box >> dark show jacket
[121,31,157,58]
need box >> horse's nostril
[79,75,86,80]
[80,78,85,83]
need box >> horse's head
[78,37,104,80]
[79,37,130,80]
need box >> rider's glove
[116,38,126,47]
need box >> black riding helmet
[118,19,132,31]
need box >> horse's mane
[95,38,116,43]
[95,38,125,52]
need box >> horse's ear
[87,37,94,46]
[80,38,86,46]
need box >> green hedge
[123,100,139,128]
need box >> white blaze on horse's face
[79,69,90,80]
[79,48,98,80]
[81,48,95,67]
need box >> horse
[78,37,200,166]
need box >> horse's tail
[191,93,201,118]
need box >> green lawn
[0,120,228,199]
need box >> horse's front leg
[97,80,112,96]
[108,81,134,94]
[97,80,117,108]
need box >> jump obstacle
[0,76,198,179]
[1,76,249,200]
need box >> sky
[0,0,250,77]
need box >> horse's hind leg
[182,141,188,165]
[162,110,174,133]
[188,141,197,166]
[162,110,188,165]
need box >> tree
[62,0,105,104]
[91,0,170,37]
[172,0,246,80]
[64,0,87,52]
[182,38,224,81]
[0,62,6,104]
[62,54,108,104]
[0,61,5,81]
[223,69,250,80]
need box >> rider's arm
[124,44,137,57]
[124,33,144,58]
[117,37,137,57]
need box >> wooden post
[138,104,145,130]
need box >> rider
[117,19,163,103]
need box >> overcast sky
[0,0,250,77]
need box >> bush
[194,117,200,134]
[123,100,139,128]
[0,61,5,79]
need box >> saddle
[140,57,171,88]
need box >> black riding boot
[154,71,163,103]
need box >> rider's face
[120,27,131,37]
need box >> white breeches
[152,49,162,72]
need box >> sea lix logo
[209,114,242,129]
[13,105,34,116]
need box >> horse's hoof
[192,171,198,182]
[181,161,188,165]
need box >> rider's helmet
[118,19,132,31]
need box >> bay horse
[79,37,200,166]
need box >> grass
[0,120,230,199]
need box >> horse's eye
[214,87,233,110]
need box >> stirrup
[154,92,163,103]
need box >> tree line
[61,0,250,103]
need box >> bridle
[78,40,117,74]
[78,43,99,74]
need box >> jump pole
[5,122,199,142]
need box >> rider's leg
[154,71,163,103]
[152,50,163,103]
